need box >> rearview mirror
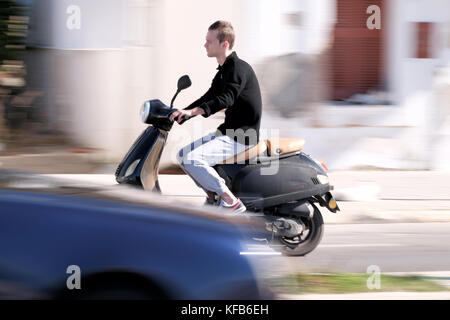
[177,75,192,91]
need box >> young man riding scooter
[169,20,262,214]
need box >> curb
[8,173,450,225]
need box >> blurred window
[331,0,384,100]
[416,22,433,59]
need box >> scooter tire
[272,203,324,256]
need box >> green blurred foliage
[0,0,28,61]
[269,273,449,295]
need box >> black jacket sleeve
[183,85,214,111]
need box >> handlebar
[178,114,191,125]
[168,109,192,125]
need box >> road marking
[240,252,282,256]
[242,243,405,253]
[319,243,404,248]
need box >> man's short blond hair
[208,20,235,50]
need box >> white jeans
[177,131,251,196]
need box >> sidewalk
[260,105,450,171]
[0,148,103,174]
[32,169,450,225]
[1,145,449,224]
[158,171,450,224]
[326,170,450,224]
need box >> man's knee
[177,148,197,166]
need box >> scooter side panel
[228,155,331,209]
[115,126,166,187]
[141,131,167,191]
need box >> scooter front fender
[115,126,167,191]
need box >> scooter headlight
[140,101,151,123]
[317,174,329,184]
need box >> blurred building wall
[385,0,450,169]
[26,0,163,159]
[387,0,449,106]
[24,0,336,161]
[21,0,450,170]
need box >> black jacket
[184,52,262,145]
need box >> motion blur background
[0,0,449,172]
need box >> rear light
[319,159,328,172]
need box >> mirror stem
[170,89,181,109]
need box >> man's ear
[221,40,229,50]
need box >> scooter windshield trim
[140,101,151,123]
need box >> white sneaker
[219,198,247,214]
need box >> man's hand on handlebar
[169,107,205,124]
[169,109,193,124]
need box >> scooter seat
[265,138,305,156]
[217,138,306,164]
[217,140,267,164]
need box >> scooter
[116,75,340,256]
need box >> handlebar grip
[178,114,190,125]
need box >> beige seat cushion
[217,140,267,165]
[265,138,305,156]
[217,138,305,164]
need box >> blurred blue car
[0,171,270,299]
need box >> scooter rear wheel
[271,203,324,256]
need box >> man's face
[204,29,224,58]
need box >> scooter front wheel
[271,203,324,256]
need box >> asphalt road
[246,222,450,276]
